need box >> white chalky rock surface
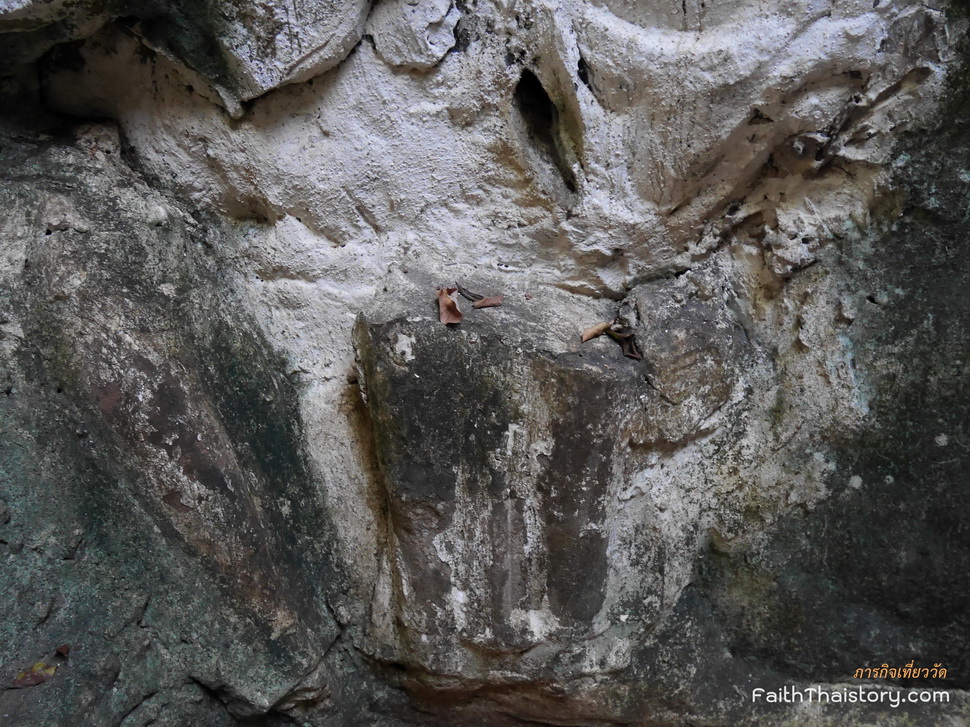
[187,0,373,111]
[369,0,463,70]
[2,0,968,723]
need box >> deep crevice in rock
[513,68,578,194]
[577,55,591,92]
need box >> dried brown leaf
[55,644,70,658]
[12,662,57,688]
[619,336,643,361]
[472,295,504,309]
[604,327,643,360]
[437,288,463,325]
[162,491,193,513]
[581,322,611,343]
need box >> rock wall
[1,0,969,725]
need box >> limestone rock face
[370,0,461,71]
[1,0,970,724]
[353,275,756,693]
[0,122,407,726]
[0,0,370,115]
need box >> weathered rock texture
[1,0,970,725]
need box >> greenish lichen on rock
[0,122,404,726]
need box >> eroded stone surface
[369,0,461,71]
[0,123,410,726]
[0,0,370,115]
[1,0,969,724]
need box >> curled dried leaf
[581,322,611,343]
[12,662,57,688]
[437,288,463,325]
[473,295,504,309]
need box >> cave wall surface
[1,0,970,725]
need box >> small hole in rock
[577,56,591,90]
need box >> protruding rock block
[354,276,754,680]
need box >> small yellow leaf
[12,661,57,688]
